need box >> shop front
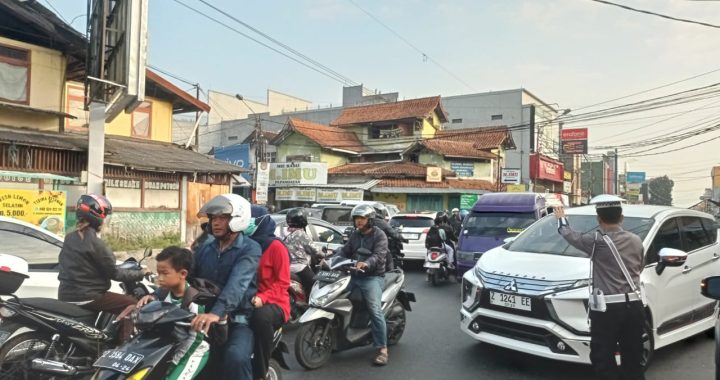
[529,153,564,193]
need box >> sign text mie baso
[269,162,328,186]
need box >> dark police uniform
[557,195,646,380]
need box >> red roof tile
[280,118,366,153]
[332,96,448,126]
[435,126,515,150]
[329,161,454,178]
[419,139,497,160]
[376,178,495,191]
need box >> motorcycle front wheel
[294,320,334,370]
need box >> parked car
[460,205,719,368]
[339,201,399,219]
[271,215,346,253]
[0,217,135,299]
[390,213,435,260]
[275,207,322,219]
[319,205,354,230]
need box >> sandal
[373,350,389,366]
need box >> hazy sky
[49,0,720,206]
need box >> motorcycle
[0,250,154,379]
[287,237,335,325]
[424,245,451,286]
[90,300,290,380]
[293,250,415,370]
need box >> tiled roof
[376,178,495,191]
[332,96,448,126]
[281,118,366,153]
[435,126,515,150]
[419,139,497,160]
[329,161,454,178]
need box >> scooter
[91,300,290,380]
[287,238,334,325]
[293,251,415,370]
[424,246,451,286]
[0,250,153,379]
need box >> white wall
[144,190,179,208]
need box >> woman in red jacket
[248,205,290,379]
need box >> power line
[589,0,720,29]
[147,64,198,86]
[43,0,69,23]
[172,0,357,86]
[347,0,476,92]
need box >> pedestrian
[555,194,645,380]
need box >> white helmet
[198,193,251,233]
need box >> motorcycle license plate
[93,350,144,374]
[489,291,531,311]
[314,270,345,283]
[424,262,440,268]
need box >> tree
[648,175,674,206]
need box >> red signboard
[530,154,564,183]
[560,128,588,140]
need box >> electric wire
[589,0,720,29]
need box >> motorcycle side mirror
[143,247,153,258]
[656,247,688,275]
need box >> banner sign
[460,194,478,209]
[0,189,66,236]
[530,154,564,183]
[256,162,270,204]
[560,128,588,140]
[506,184,527,192]
[275,188,316,202]
[270,162,327,186]
[214,144,251,180]
[561,140,588,154]
[426,167,442,183]
[501,168,521,184]
[316,189,364,203]
[450,162,474,177]
[626,172,646,184]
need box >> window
[0,228,61,266]
[451,118,463,124]
[647,218,682,264]
[312,224,343,244]
[287,154,311,162]
[228,136,238,141]
[0,44,30,104]
[680,217,712,252]
[370,125,406,139]
[491,114,503,120]
[66,83,87,130]
[701,218,718,244]
[131,102,152,138]
[390,216,434,228]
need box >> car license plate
[93,350,144,374]
[402,233,419,240]
[314,270,345,283]
[424,262,440,268]
[489,291,531,311]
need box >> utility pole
[614,148,619,195]
[195,85,200,150]
[235,94,265,203]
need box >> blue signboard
[450,162,474,177]
[214,144,251,180]
[626,171,646,184]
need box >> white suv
[460,205,719,366]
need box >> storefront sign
[256,162,270,204]
[626,172,646,184]
[530,154,564,183]
[426,167,442,183]
[450,162,474,177]
[506,184,527,192]
[460,194,478,209]
[560,128,588,140]
[144,181,180,191]
[270,162,328,186]
[0,174,34,184]
[561,140,588,154]
[316,189,364,203]
[106,178,141,189]
[563,171,572,181]
[275,188,316,201]
[214,144,251,180]
[0,189,66,236]
[501,168,521,184]
[563,181,572,194]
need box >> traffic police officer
[555,194,646,380]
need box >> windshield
[506,214,654,257]
[390,216,434,228]
[464,212,537,235]
[323,208,352,225]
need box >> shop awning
[313,179,381,190]
[232,174,251,187]
[0,170,77,182]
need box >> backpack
[425,225,445,248]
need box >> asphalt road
[280,262,715,380]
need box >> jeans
[223,323,254,380]
[349,275,387,347]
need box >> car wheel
[641,319,654,370]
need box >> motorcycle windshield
[136,301,194,329]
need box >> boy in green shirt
[137,246,209,379]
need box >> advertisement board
[460,194,478,209]
[501,168,521,184]
[626,172,646,184]
[450,162,474,177]
[0,189,67,236]
[316,189,364,203]
[256,162,270,204]
[214,144,251,180]
[270,162,328,186]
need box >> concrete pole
[180,175,188,243]
[87,101,105,194]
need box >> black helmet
[351,204,376,228]
[372,203,387,218]
[76,194,112,230]
[286,208,308,228]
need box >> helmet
[351,204,376,228]
[434,211,447,225]
[197,194,251,233]
[451,208,459,213]
[76,194,112,229]
[372,203,387,218]
[286,208,308,228]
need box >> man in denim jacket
[191,194,262,380]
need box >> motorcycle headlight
[310,280,346,307]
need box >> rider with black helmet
[337,204,390,366]
[371,204,407,269]
[282,208,322,297]
[58,194,146,314]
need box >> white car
[390,213,436,260]
[0,216,142,299]
[460,205,719,366]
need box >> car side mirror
[701,276,720,300]
[503,237,516,244]
[656,247,688,275]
